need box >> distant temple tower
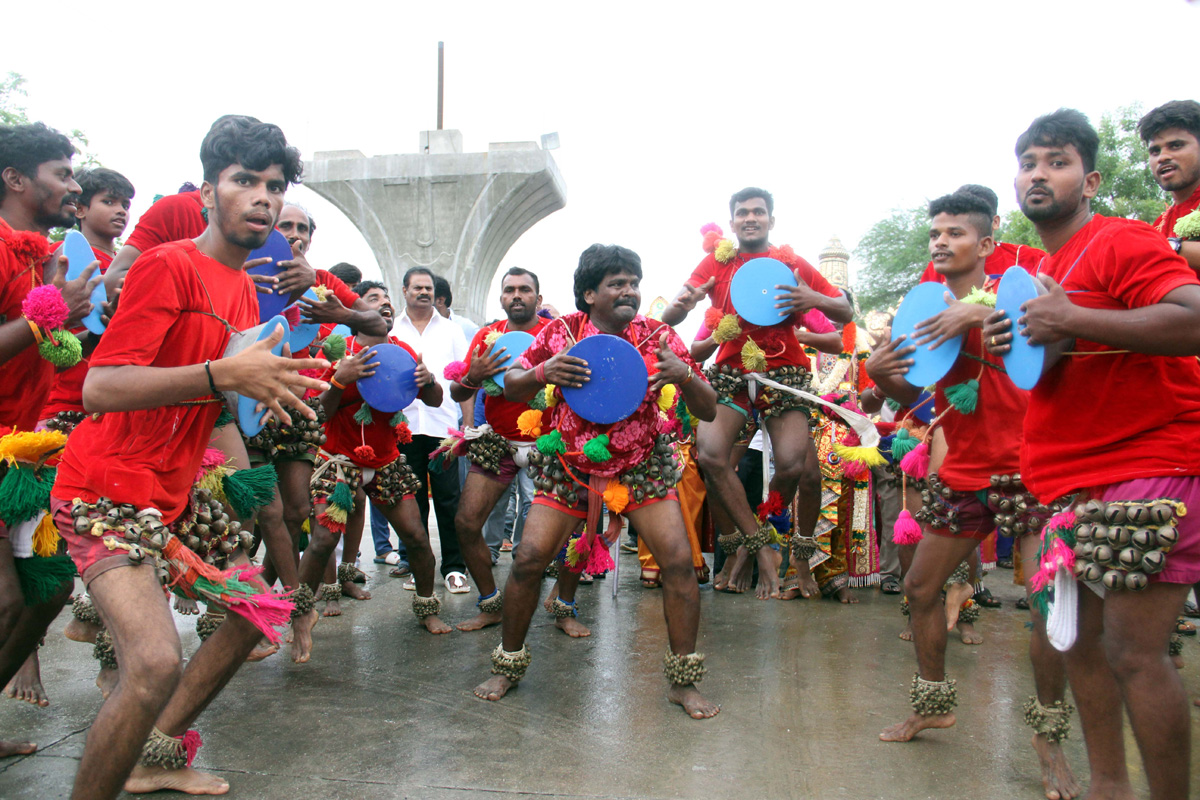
[817,235,850,289]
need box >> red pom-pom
[893,510,923,546]
[700,222,722,236]
[842,458,868,480]
[702,230,723,253]
[703,307,723,331]
[774,244,797,265]
[393,422,413,444]
[354,444,376,461]
[443,360,468,382]
[757,490,785,520]
[20,285,69,330]
[283,305,301,328]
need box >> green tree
[851,205,930,314]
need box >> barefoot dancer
[473,244,720,719]
[48,115,328,799]
[984,108,1200,800]
[871,190,1080,799]
[662,189,853,600]
[444,267,551,631]
[294,284,451,660]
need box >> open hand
[541,351,589,388]
[650,331,690,392]
[773,276,825,316]
[51,254,103,328]
[911,293,991,350]
[864,334,917,381]
[217,324,330,425]
[464,341,509,385]
[677,277,715,313]
[333,346,378,385]
[299,292,350,325]
[272,241,317,298]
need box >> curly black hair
[0,122,75,203]
[199,115,302,186]
[1015,109,1098,173]
[573,244,641,313]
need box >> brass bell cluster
[983,473,1053,537]
[618,437,683,504]
[466,431,510,475]
[527,450,579,506]
[246,397,328,458]
[177,486,250,569]
[1072,498,1182,591]
[44,410,86,435]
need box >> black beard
[505,304,535,324]
[215,195,271,250]
[35,207,77,231]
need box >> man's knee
[119,646,183,709]
[1103,631,1163,681]
[696,440,733,475]
[308,526,339,559]
[510,543,551,583]
[903,571,941,605]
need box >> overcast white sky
[6,0,1198,328]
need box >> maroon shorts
[468,447,522,484]
[1084,475,1200,585]
[52,496,153,586]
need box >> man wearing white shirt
[392,267,471,592]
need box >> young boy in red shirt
[49,115,328,799]
[1140,100,1200,273]
[985,108,1200,800]
[869,191,1079,800]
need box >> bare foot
[668,684,720,719]
[96,667,118,699]
[712,561,734,592]
[789,559,820,599]
[291,610,318,663]
[899,622,913,642]
[173,596,199,616]
[831,586,859,604]
[421,615,453,634]
[555,616,592,638]
[456,610,502,632]
[726,546,753,594]
[1032,733,1082,800]
[474,675,514,701]
[958,622,983,645]
[754,548,782,600]
[641,578,661,589]
[945,582,973,630]
[323,596,342,617]
[0,739,37,757]
[879,712,956,741]
[245,638,279,663]
[1172,653,1185,670]
[5,653,48,707]
[64,617,101,644]
[124,764,229,795]
[341,580,371,601]
[543,580,560,611]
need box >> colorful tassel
[214,408,234,428]
[527,387,547,411]
[483,377,504,397]
[394,422,413,444]
[31,512,59,558]
[962,286,997,307]
[714,239,737,263]
[603,480,629,514]
[543,384,559,408]
[517,409,543,438]
[893,510,923,546]
[584,540,615,575]
[443,360,468,382]
[834,443,885,468]
[181,731,203,767]
[536,430,566,456]
[657,384,677,414]
[582,435,612,463]
[713,314,743,344]
[945,379,980,414]
[890,428,918,460]
[484,330,502,347]
[0,465,54,525]
[757,490,785,520]
[322,334,346,361]
[354,444,376,461]
[899,442,930,479]
[389,411,408,427]
[39,330,83,367]
[741,338,767,372]
[353,404,373,425]
[842,458,868,480]
[222,464,278,519]
[14,553,76,605]
[20,285,69,330]
[703,307,723,331]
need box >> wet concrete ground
[1,544,1197,799]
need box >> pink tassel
[1044,509,1077,534]
[842,458,868,480]
[702,230,723,253]
[1029,567,1053,593]
[899,443,930,479]
[699,222,722,235]
[200,447,226,470]
[894,510,923,545]
[181,730,203,767]
[443,360,468,382]
[584,537,615,575]
[222,566,295,643]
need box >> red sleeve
[316,269,359,307]
[919,260,942,284]
[687,255,716,288]
[89,251,182,368]
[1103,223,1199,309]
[463,326,489,367]
[793,256,841,299]
[124,193,206,253]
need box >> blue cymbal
[246,230,294,322]
[357,343,419,413]
[490,330,535,389]
[62,230,108,335]
[288,289,321,352]
[237,316,290,436]
[729,257,797,327]
[996,266,1045,390]
[892,282,964,386]
[560,334,648,424]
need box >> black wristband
[204,359,220,396]
[1169,237,1183,254]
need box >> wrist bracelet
[331,377,346,390]
[1169,236,1184,254]
[535,363,547,384]
[681,366,694,386]
[460,376,481,390]
[204,359,220,396]
[25,318,44,345]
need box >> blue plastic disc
[237,315,290,436]
[246,230,294,322]
[490,330,535,389]
[560,334,648,424]
[357,343,419,413]
[996,266,1045,390]
[287,289,321,353]
[61,230,108,335]
[328,324,352,339]
[729,257,797,327]
[891,282,964,387]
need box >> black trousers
[397,434,465,577]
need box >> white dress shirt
[393,308,469,438]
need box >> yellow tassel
[323,504,349,525]
[834,443,886,468]
[565,537,584,567]
[198,466,229,505]
[713,314,742,344]
[32,512,59,558]
[741,338,767,372]
[657,384,677,413]
[484,330,502,347]
[302,518,311,534]
[312,284,331,301]
[714,239,737,264]
[517,409,543,438]
[0,430,68,465]
[544,384,559,408]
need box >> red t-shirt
[0,218,53,430]
[52,240,259,523]
[464,316,551,440]
[1153,183,1200,239]
[41,247,115,418]
[299,270,361,359]
[688,245,841,372]
[125,191,206,252]
[919,241,1047,285]
[519,312,703,477]
[321,336,417,469]
[1022,215,1200,502]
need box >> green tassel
[389,411,408,427]
[527,387,547,411]
[890,428,917,461]
[945,379,980,414]
[215,407,235,428]
[39,330,83,367]
[536,430,566,456]
[582,434,612,463]
[677,396,694,439]
[328,480,354,513]
[0,466,54,526]
[885,398,901,412]
[14,554,76,605]
[222,464,279,518]
[353,404,373,425]
[322,334,347,362]
[483,377,504,397]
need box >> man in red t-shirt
[984,109,1200,800]
[473,244,722,720]
[0,121,100,758]
[869,192,1081,800]
[446,267,591,635]
[49,116,328,799]
[916,184,1046,286]
[1139,100,1200,273]
[662,188,853,601]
